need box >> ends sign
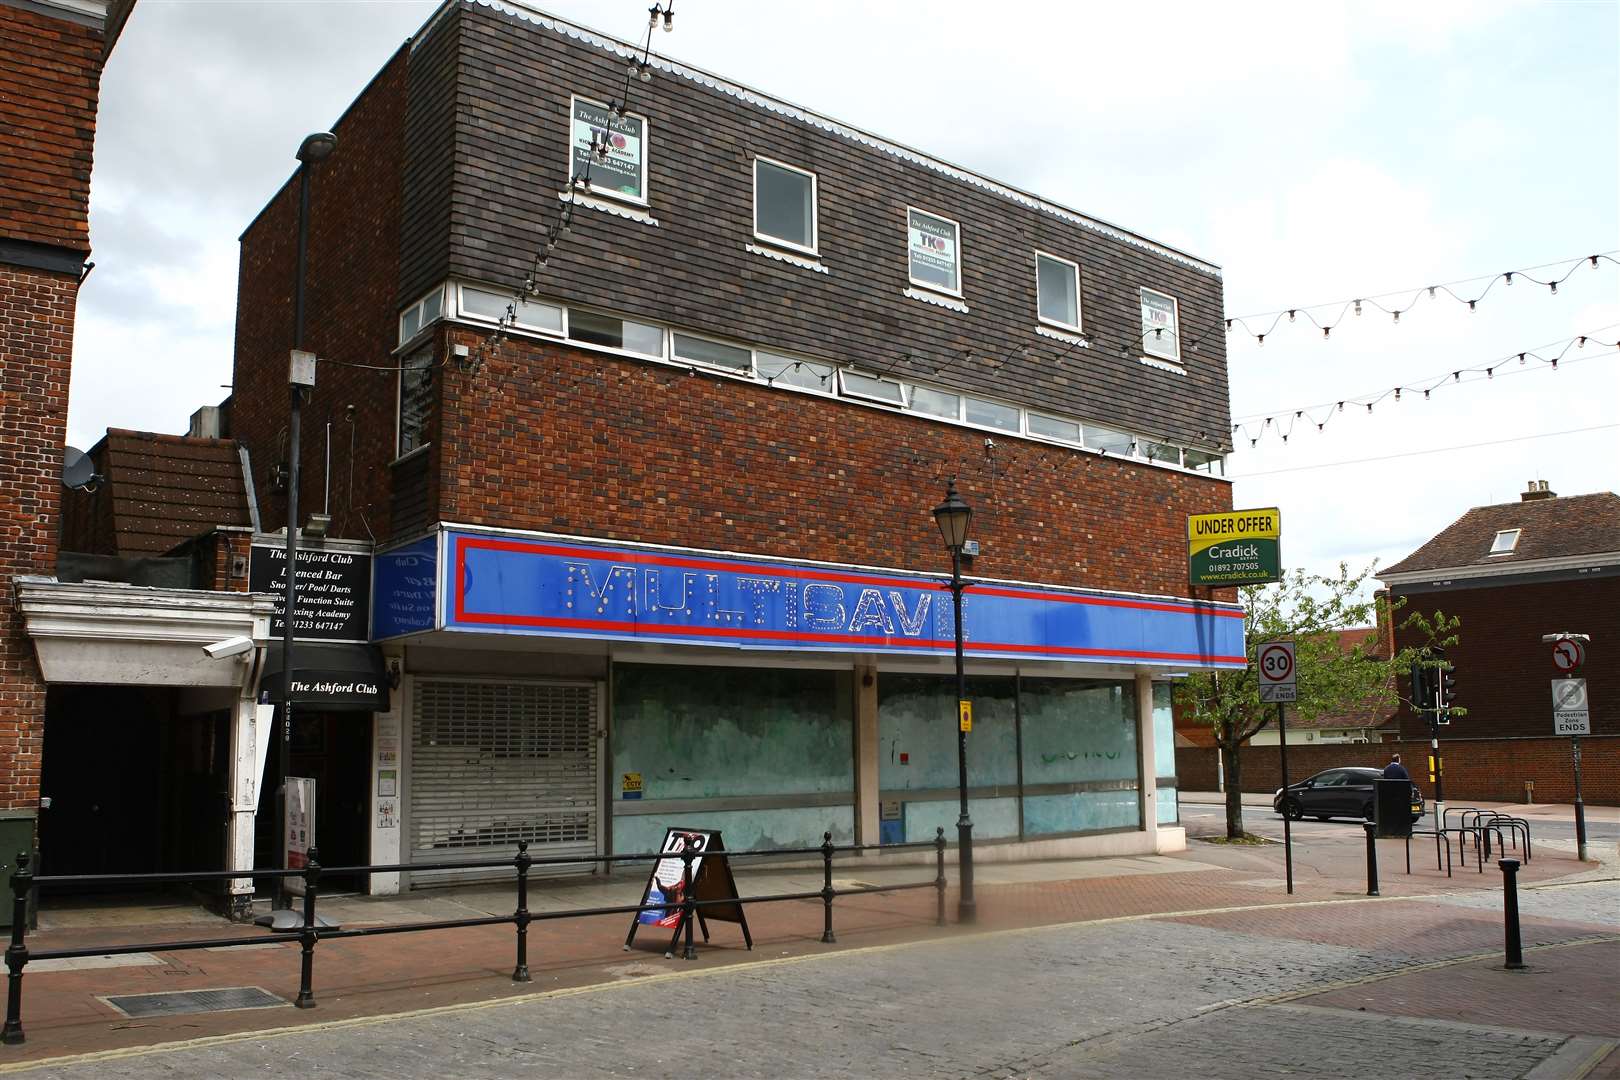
[1188,508,1282,587]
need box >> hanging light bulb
[1394,388,1402,402]
[1392,310,1400,324]
[1287,309,1296,322]
[1337,401,1345,411]
[1427,286,1437,298]
[1591,255,1600,267]
[1322,327,1331,340]
[1518,353,1526,364]
[662,5,674,31]
[1551,358,1559,370]
[1452,371,1460,381]
[648,4,659,29]
[1468,300,1477,311]
[626,60,640,79]
[1225,319,1233,332]
[1578,336,1588,347]
[1504,272,1514,286]
[1353,300,1362,316]
[1317,422,1324,431]
[639,63,653,82]
[1487,367,1494,379]
[1423,389,1430,400]
[1257,334,1265,347]
[1365,402,1373,413]
[1550,281,1558,295]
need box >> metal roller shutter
[410,679,600,885]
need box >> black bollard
[819,832,836,944]
[933,828,946,928]
[1499,858,1525,970]
[3,853,32,1045]
[512,841,532,982]
[1363,821,1380,897]
[296,848,320,1009]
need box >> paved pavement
[2,811,1613,1077]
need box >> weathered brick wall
[1175,736,1619,805]
[435,330,1235,595]
[230,48,409,542]
[1392,577,1618,740]
[0,265,78,811]
[0,5,103,253]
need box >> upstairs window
[754,158,817,254]
[1140,287,1181,362]
[907,208,961,295]
[756,350,835,392]
[459,285,563,334]
[568,309,663,356]
[672,332,752,374]
[1489,529,1521,555]
[569,96,648,204]
[397,345,434,458]
[1036,252,1081,330]
[398,286,445,345]
[839,370,905,406]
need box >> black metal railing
[3,828,948,1046]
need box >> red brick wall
[0,5,103,252]
[1391,577,1619,740]
[434,329,1235,594]
[230,49,409,543]
[0,265,78,811]
[1175,736,1620,805]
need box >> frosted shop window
[1139,287,1181,363]
[907,208,961,296]
[397,345,434,458]
[672,332,752,374]
[1036,252,1081,331]
[756,350,836,393]
[398,286,445,345]
[567,308,664,357]
[568,96,649,204]
[839,370,905,406]
[754,157,818,254]
[458,285,563,334]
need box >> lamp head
[932,478,973,552]
[296,131,338,165]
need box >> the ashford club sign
[372,529,1248,669]
[1187,508,1282,588]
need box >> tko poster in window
[908,209,960,294]
[1140,287,1181,362]
[570,96,647,202]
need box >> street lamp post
[273,131,337,917]
[933,479,974,923]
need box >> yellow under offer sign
[1188,508,1282,587]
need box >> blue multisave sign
[373,528,1245,669]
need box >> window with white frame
[1027,412,1081,444]
[907,208,961,295]
[1082,422,1134,456]
[1140,287,1181,362]
[1489,528,1521,555]
[567,308,664,356]
[1036,252,1081,330]
[1141,439,1181,466]
[672,332,752,373]
[398,286,445,345]
[754,158,817,254]
[756,350,835,392]
[964,395,1020,433]
[459,285,563,334]
[908,386,960,420]
[397,345,434,457]
[569,96,648,203]
[1183,448,1224,475]
[839,370,905,406]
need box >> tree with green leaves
[1176,563,1462,839]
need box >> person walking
[1382,753,1410,780]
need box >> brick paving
[0,839,1611,1075]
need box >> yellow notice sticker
[959,700,972,732]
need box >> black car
[1273,766,1424,824]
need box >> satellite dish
[62,446,99,491]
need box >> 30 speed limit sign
[1258,639,1297,703]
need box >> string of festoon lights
[456,2,676,374]
[1210,252,1617,350]
[1231,328,1620,446]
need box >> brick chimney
[1521,480,1556,501]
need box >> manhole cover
[101,986,289,1018]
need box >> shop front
[366,526,1244,893]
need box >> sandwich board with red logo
[624,828,752,956]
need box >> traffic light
[1438,663,1458,709]
[1409,661,1432,712]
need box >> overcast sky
[73,0,1619,589]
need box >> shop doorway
[37,685,229,895]
[253,710,372,893]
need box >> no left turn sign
[1258,640,1297,703]
[1551,638,1586,672]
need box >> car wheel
[1281,798,1303,820]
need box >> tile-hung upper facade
[391,0,1232,472]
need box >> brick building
[0,0,134,904]
[224,1,1245,890]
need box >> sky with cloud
[72,0,1619,587]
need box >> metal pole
[1498,858,1524,969]
[952,548,975,924]
[296,847,319,1008]
[1572,736,1588,862]
[1363,821,1379,896]
[513,841,531,982]
[3,853,32,1045]
[278,162,312,913]
[933,827,946,927]
[1278,700,1292,895]
[819,831,836,944]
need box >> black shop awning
[260,642,390,712]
